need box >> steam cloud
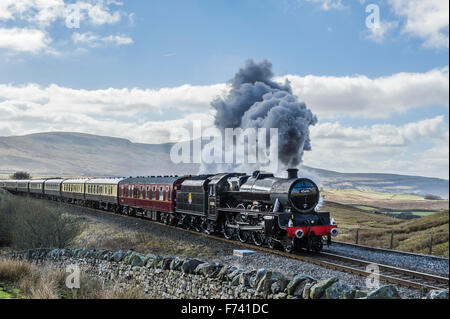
[200,59,317,174]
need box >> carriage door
[208,185,216,219]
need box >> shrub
[9,171,31,180]
[0,194,81,249]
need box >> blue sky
[0,0,449,179]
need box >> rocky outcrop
[4,248,417,299]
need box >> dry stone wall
[5,248,448,299]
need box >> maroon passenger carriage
[118,175,189,220]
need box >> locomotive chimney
[287,168,298,179]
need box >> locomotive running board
[218,207,279,216]
[225,224,264,231]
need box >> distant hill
[0,132,448,198]
[300,166,449,199]
[0,132,198,177]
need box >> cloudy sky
[0,0,448,179]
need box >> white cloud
[0,67,447,130]
[0,0,125,26]
[0,27,50,53]
[388,0,449,48]
[0,82,226,143]
[365,20,398,43]
[75,0,122,25]
[72,32,132,47]
[0,0,132,54]
[280,66,449,119]
[303,0,346,10]
[304,116,449,178]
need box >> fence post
[355,229,359,244]
[390,232,394,249]
[429,234,433,255]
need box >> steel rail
[331,240,449,261]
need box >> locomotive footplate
[218,207,276,215]
[225,224,264,231]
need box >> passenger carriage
[16,180,30,194]
[118,175,187,220]
[44,179,65,200]
[62,179,89,204]
[85,178,123,211]
[29,179,46,197]
[4,180,19,193]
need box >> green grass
[0,288,12,299]
[388,211,436,217]
[0,282,21,299]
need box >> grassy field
[352,205,437,217]
[325,201,449,256]
[323,188,449,212]
[72,219,217,259]
[387,211,436,217]
[324,188,427,201]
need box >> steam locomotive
[0,168,338,253]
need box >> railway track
[331,240,449,261]
[57,201,448,293]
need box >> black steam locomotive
[175,168,337,252]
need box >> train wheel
[237,230,249,243]
[311,236,323,253]
[193,217,202,232]
[223,214,235,240]
[162,213,169,225]
[251,232,264,246]
[281,236,294,253]
[266,236,279,250]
